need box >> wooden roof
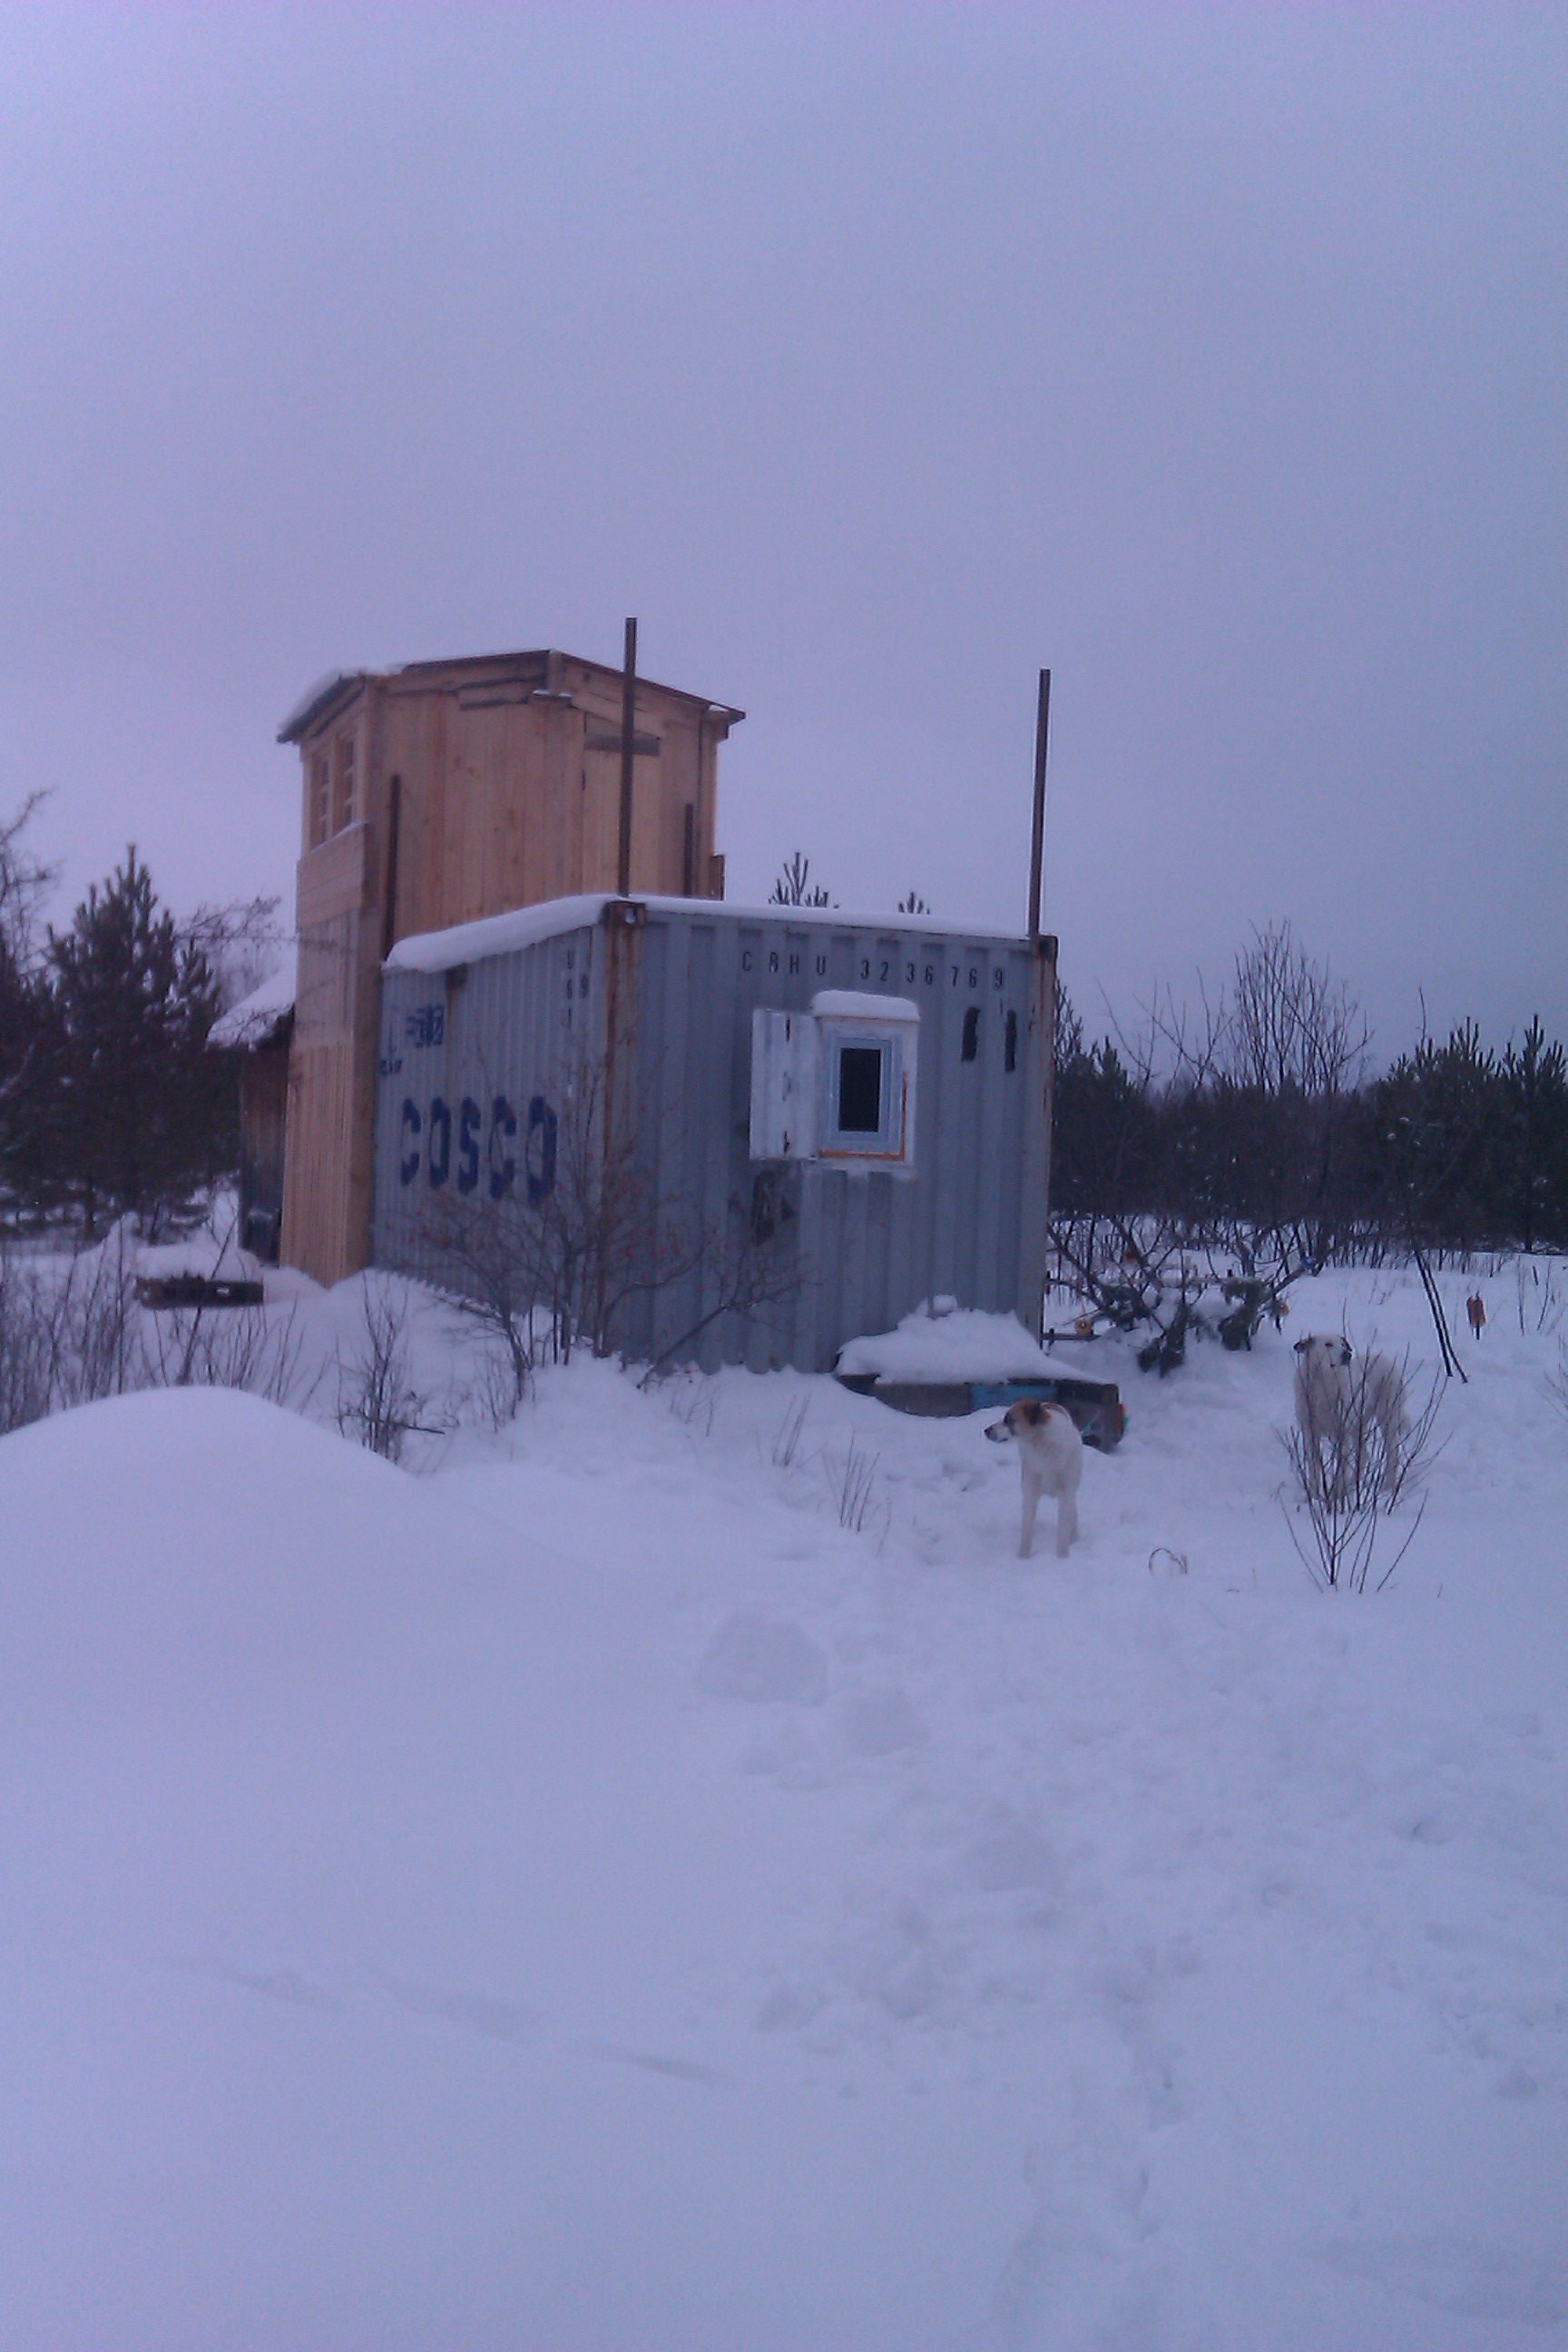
[279,650,745,744]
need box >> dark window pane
[962,1006,980,1062]
[1004,1009,1017,1072]
[838,1045,884,1133]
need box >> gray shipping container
[372,895,1056,1372]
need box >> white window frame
[749,994,919,1174]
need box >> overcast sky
[1,5,1562,1056]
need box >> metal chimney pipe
[617,616,637,896]
[1028,667,1051,948]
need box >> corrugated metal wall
[371,902,1050,1373]
[372,918,606,1286]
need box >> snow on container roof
[385,895,612,974]
[811,990,919,1024]
[385,895,1030,978]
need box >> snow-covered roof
[811,990,920,1024]
[277,654,745,746]
[385,896,612,974]
[276,670,362,745]
[385,896,1028,978]
[209,962,296,1049]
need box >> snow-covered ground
[3,1259,1566,2349]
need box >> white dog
[985,1397,1083,1558]
[1292,1333,1408,1500]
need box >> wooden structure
[277,648,744,1285]
[237,1012,292,1262]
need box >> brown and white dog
[985,1398,1083,1558]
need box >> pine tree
[1501,1015,1568,1252]
[769,852,832,908]
[47,849,233,1235]
[0,796,61,1215]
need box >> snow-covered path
[3,1266,1565,2347]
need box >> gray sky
[2,5,1563,1056]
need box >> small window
[311,753,330,847]
[333,736,357,833]
[838,1045,884,1133]
[1004,1009,1018,1072]
[818,1024,914,1166]
[962,1006,980,1063]
[750,995,919,1173]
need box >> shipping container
[372,894,1056,1373]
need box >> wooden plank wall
[279,903,383,1286]
[238,1037,290,1259]
[281,657,730,1284]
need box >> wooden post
[618,616,637,896]
[1028,667,1051,948]
[381,773,402,962]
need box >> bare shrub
[54,1229,141,1406]
[432,1051,691,1399]
[459,1331,538,1435]
[335,1279,445,1464]
[0,1252,54,1432]
[1546,1342,1568,1428]
[429,1044,799,1400]
[662,1368,717,1436]
[1516,1257,1566,1338]
[822,1436,884,1534]
[141,1299,312,1409]
[1280,1360,1443,1593]
[771,1394,810,1469]
[0,1230,141,1433]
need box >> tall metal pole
[617,615,637,896]
[1028,667,1051,947]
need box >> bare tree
[180,894,285,1014]
[1222,920,1369,1099]
[1048,927,1373,1367]
[0,793,58,968]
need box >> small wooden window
[311,753,330,847]
[333,737,357,834]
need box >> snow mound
[837,1302,1056,1382]
[695,1611,830,1704]
[836,1686,930,1757]
[0,1387,467,1737]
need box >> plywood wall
[280,658,734,1285]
